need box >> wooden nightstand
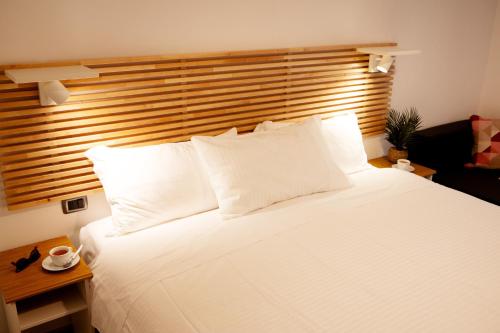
[369,156,437,180]
[0,236,93,333]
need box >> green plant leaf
[384,107,422,150]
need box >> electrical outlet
[61,196,88,214]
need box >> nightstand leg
[2,297,20,333]
[72,280,92,333]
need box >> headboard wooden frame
[0,42,396,210]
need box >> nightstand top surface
[0,236,92,303]
[369,156,437,178]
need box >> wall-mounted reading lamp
[356,47,421,73]
[5,65,99,106]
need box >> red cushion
[470,115,500,169]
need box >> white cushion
[192,118,351,218]
[253,120,289,132]
[321,112,369,173]
[253,112,369,174]
[85,128,237,234]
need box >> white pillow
[192,118,351,218]
[253,120,289,132]
[321,112,369,173]
[85,128,237,235]
[253,112,369,174]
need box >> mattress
[79,216,113,265]
[81,168,500,333]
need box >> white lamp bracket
[357,47,421,73]
[38,81,70,106]
[4,65,99,106]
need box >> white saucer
[392,164,415,172]
[42,255,80,272]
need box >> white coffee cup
[49,246,73,266]
[397,159,411,170]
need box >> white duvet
[83,168,500,333]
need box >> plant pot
[387,147,408,163]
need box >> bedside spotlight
[38,80,70,105]
[5,65,99,106]
[357,46,421,73]
[376,55,394,73]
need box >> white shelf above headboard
[5,65,99,84]
[357,47,421,56]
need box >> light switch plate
[61,196,88,214]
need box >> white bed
[80,168,500,333]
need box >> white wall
[479,1,500,118]
[391,0,497,125]
[0,1,497,331]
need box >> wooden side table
[369,156,437,180]
[0,236,93,333]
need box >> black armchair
[408,120,500,205]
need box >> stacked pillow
[470,115,500,169]
[192,117,352,218]
[254,112,369,174]
[85,128,236,234]
[87,112,368,233]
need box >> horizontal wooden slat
[0,97,391,170]
[6,182,102,205]
[0,83,391,139]
[1,160,92,180]
[0,66,391,117]
[0,42,396,210]
[2,105,389,187]
[92,51,363,74]
[5,73,393,116]
[6,188,104,211]
[4,167,95,188]
[0,94,391,166]
[0,70,390,122]
[0,102,390,155]
[3,104,390,189]
[5,174,98,196]
[66,67,389,96]
[0,73,392,114]
[70,56,369,85]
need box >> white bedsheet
[83,168,500,333]
[80,216,113,265]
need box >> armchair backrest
[408,120,473,172]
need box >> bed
[80,167,500,333]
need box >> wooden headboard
[0,42,395,210]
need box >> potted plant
[385,107,422,163]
